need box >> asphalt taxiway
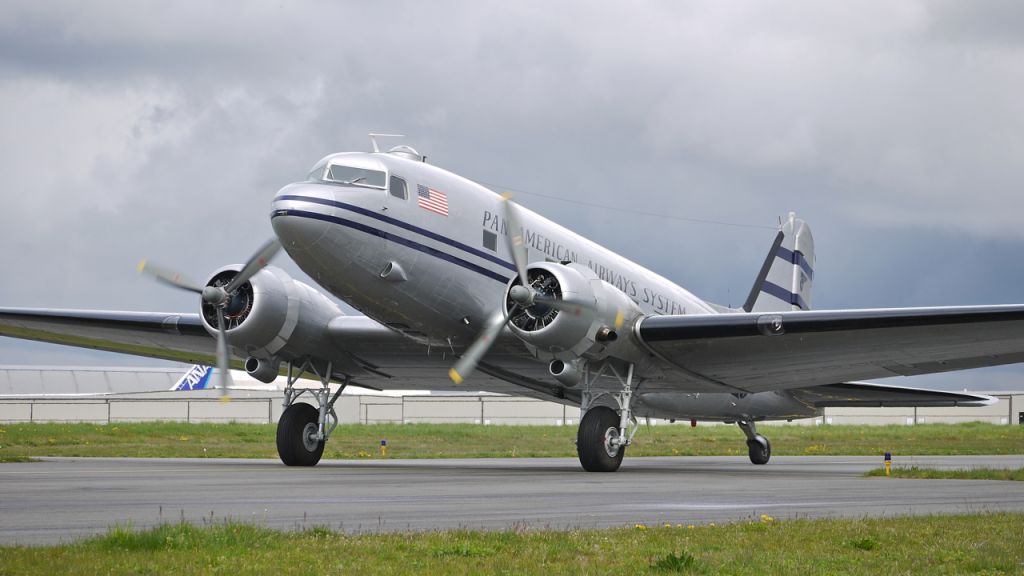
[1,455,1022,545]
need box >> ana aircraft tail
[171,364,215,391]
[743,212,815,312]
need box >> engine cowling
[199,265,343,362]
[503,262,644,363]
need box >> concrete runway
[1,455,1022,545]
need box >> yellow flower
[634,524,647,530]
[760,514,774,523]
[688,525,695,529]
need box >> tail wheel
[277,403,325,466]
[747,435,771,465]
[577,406,625,472]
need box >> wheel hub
[301,422,320,452]
[603,426,621,458]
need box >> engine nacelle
[504,262,644,363]
[200,265,343,362]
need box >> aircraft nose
[271,183,333,251]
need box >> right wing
[0,308,217,365]
[0,307,566,401]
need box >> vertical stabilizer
[743,213,815,312]
[171,365,214,391]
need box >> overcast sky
[2,2,1023,390]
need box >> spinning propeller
[138,238,281,399]
[449,195,593,384]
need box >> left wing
[636,304,1024,394]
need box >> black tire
[577,406,625,472]
[277,403,325,466]
[747,435,771,465]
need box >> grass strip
[866,466,1024,481]
[1,421,1022,461]
[0,513,1021,575]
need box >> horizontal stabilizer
[790,381,996,408]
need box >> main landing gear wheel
[747,435,771,465]
[577,406,625,472]
[277,403,325,466]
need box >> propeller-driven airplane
[1,137,1017,471]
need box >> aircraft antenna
[368,133,405,153]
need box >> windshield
[324,164,386,189]
[306,161,327,181]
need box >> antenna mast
[368,133,405,153]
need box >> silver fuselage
[270,151,818,422]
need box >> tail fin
[171,365,215,391]
[743,212,814,312]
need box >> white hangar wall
[0,366,1020,426]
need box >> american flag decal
[417,184,449,216]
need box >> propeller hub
[508,285,534,306]
[202,285,228,307]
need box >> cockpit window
[324,164,386,189]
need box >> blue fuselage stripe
[276,194,517,272]
[776,246,814,279]
[761,281,808,310]
[273,209,513,283]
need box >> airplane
[170,364,273,392]
[1,135,1016,472]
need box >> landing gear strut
[277,359,347,467]
[738,420,771,465]
[576,362,637,472]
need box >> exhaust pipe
[549,359,582,388]
[245,356,280,383]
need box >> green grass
[866,466,1024,481]
[0,421,1021,461]
[0,514,1021,575]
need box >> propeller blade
[137,260,204,294]
[214,307,233,401]
[449,309,508,385]
[224,238,281,294]
[532,293,595,316]
[501,194,530,284]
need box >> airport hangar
[1,365,1021,427]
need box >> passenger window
[389,175,408,200]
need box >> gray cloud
[1,1,1023,389]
